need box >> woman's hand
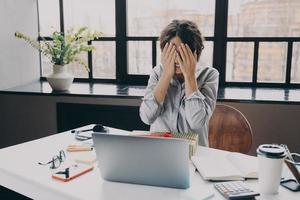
[177,43,198,96]
[161,43,176,79]
[176,43,197,79]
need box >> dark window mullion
[285,41,293,85]
[88,41,93,80]
[93,37,116,41]
[36,0,43,79]
[59,0,64,33]
[115,0,127,83]
[213,0,228,85]
[252,41,259,83]
[152,40,157,67]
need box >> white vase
[46,64,74,91]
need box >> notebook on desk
[92,133,190,189]
[191,151,258,181]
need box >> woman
[139,19,219,146]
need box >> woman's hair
[159,19,205,61]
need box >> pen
[67,145,93,152]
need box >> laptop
[92,133,190,189]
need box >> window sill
[1,80,300,104]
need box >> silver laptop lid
[92,133,190,189]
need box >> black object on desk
[281,159,300,192]
[71,124,109,134]
[71,124,109,141]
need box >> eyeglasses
[38,150,66,169]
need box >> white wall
[0,0,39,90]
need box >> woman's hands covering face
[161,43,176,78]
[176,43,197,79]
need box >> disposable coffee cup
[257,144,286,194]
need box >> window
[37,0,300,88]
[63,0,115,36]
[38,0,115,79]
[127,0,215,75]
[257,42,287,83]
[92,42,116,79]
[291,42,300,83]
[228,0,300,37]
[127,0,215,36]
[226,42,254,82]
[226,0,300,87]
[38,0,60,36]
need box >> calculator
[214,181,260,199]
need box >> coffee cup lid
[257,144,286,159]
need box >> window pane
[257,42,287,83]
[199,41,213,68]
[92,41,116,79]
[41,55,52,77]
[291,42,300,83]
[68,53,89,78]
[38,0,60,36]
[228,0,300,37]
[256,88,284,101]
[64,0,115,36]
[128,41,152,75]
[226,42,254,82]
[127,0,215,36]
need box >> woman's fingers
[170,48,176,63]
[185,44,195,61]
[176,52,183,66]
[193,50,198,61]
[165,43,174,60]
[178,44,186,62]
[181,43,190,62]
[167,45,176,61]
[161,43,169,58]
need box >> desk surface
[0,125,299,200]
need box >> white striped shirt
[139,64,219,146]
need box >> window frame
[37,0,300,88]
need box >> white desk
[0,125,299,200]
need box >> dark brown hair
[159,19,205,61]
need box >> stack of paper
[131,131,198,159]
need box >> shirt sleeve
[139,68,164,125]
[184,68,219,130]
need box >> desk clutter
[2,125,300,200]
[36,125,300,196]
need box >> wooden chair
[208,104,253,154]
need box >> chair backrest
[208,104,253,154]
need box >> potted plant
[15,27,102,91]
